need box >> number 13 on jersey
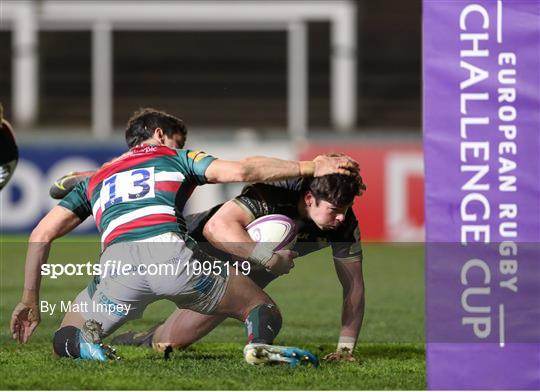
[101,167,155,210]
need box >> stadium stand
[0,0,420,131]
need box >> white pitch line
[499,304,505,348]
[497,0,503,44]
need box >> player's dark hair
[306,173,366,207]
[125,108,187,148]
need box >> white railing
[1,0,357,139]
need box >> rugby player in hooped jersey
[10,108,359,365]
[50,169,367,362]
[114,174,367,363]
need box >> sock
[244,304,282,344]
[52,326,81,358]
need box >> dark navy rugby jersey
[186,178,363,263]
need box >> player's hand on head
[11,302,40,344]
[312,154,359,177]
[265,249,298,276]
[322,347,356,362]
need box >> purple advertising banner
[424,0,540,389]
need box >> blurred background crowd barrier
[0,0,421,241]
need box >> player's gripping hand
[322,347,356,362]
[311,154,359,177]
[265,249,298,276]
[11,301,40,343]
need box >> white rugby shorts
[72,232,229,336]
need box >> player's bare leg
[114,282,278,351]
[151,310,227,351]
[114,271,273,350]
[113,273,317,365]
[141,274,273,350]
[210,273,274,319]
[211,273,319,367]
[113,307,261,352]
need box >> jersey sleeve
[58,178,92,222]
[177,149,218,185]
[331,213,363,263]
[232,183,282,220]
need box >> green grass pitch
[0,236,425,389]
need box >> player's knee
[52,326,81,358]
[246,289,274,311]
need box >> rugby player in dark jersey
[52,171,367,362]
[0,103,18,191]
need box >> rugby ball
[246,214,297,251]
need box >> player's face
[164,132,186,149]
[306,194,350,230]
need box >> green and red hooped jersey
[59,145,216,248]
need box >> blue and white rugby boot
[243,343,319,367]
[79,320,119,361]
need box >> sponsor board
[0,145,123,233]
[424,0,540,388]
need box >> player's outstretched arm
[10,206,83,343]
[202,201,296,275]
[322,260,365,362]
[204,154,359,184]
